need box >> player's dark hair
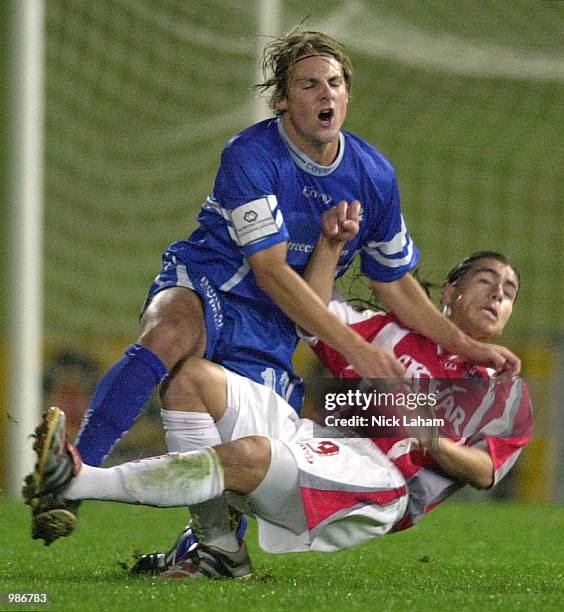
[341,251,519,313]
[255,26,353,115]
[338,267,435,313]
[445,251,520,296]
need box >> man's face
[275,55,349,164]
[443,259,519,340]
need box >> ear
[441,284,456,308]
[274,95,288,113]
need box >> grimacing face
[442,258,519,341]
[275,55,349,166]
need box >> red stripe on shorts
[300,485,408,531]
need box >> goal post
[6,0,45,496]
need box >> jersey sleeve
[212,141,289,257]
[298,292,381,345]
[360,175,420,282]
[469,377,533,487]
[309,297,389,378]
[327,292,381,326]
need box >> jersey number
[261,367,291,401]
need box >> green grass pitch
[1,499,563,611]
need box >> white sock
[161,410,223,452]
[161,410,240,551]
[65,448,224,507]
[65,463,126,501]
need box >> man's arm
[249,242,405,379]
[302,200,361,306]
[371,275,521,376]
[418,438,494,489]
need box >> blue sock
[75,344,168,466]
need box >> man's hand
[462,341,521,377]
[345,339,406,379]
[322,200,361,244]
[372,275,521,378]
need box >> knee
[139,318,184,359]
[138,290,206,367]
[224,436,271,472]
[218,436,273,493]
[160,357,227,417]
[167,357,213,399]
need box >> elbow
[472,469,495,490]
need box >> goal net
[41,0,563,345]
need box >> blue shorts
[144,243,304,413]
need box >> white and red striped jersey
[308,295,533,531]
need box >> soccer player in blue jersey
[65,29,519,575]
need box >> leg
[137,287,207,370]
[25,404,303,560]
[75,287,206,466]
[65,436,272,506]
[159,358,240,552]
[217,436,272,493]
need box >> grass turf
[0,499,562,611]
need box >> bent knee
[227,436,271,471]
[138,288,206,366]
[161,357,228,416]
[170,357,222,396]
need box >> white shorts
[216,368,408,553]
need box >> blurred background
[1,0,563,499]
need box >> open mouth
[318,109,334,122]
[481,306,498,320]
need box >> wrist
[319,234,346,252]
[443,327,477,356]
[340,329,369,363]
[417,436,442,456]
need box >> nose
[490,282,504,301]
[319,81,335,100]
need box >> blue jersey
[181,118,419,301]
[147,118,419,411]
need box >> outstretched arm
[371,276,521,376]
[250,241,404,379]
[302,200,360,306]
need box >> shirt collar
[277,117,345,177]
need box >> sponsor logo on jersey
[298,440,340,463]
[398,355,432,378]
[288,241,315,253]
[434,385,467,435]
[288,242,351,258]
[302,187,364,222]
[302,186,333,205]
[199,275,224,331]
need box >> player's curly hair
[255,26,353,115]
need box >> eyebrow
[294,75,343,83]
[474,267,519,292]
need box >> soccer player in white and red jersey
[25,204,532,573]
[302,217,532,530]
